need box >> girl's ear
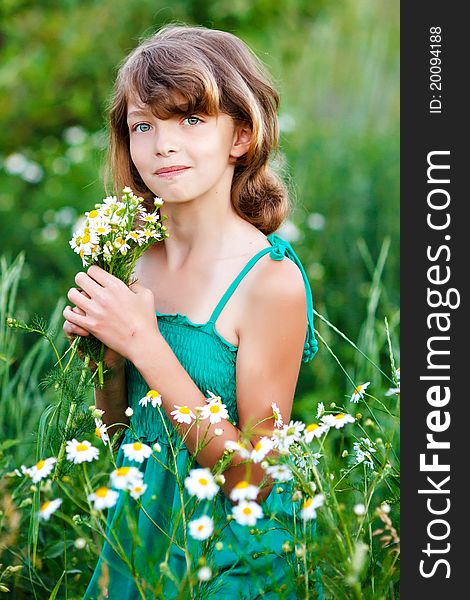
[230,122,252,159]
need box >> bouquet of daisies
[69,186,168,385]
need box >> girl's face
[127,96,249,205]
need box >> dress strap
[208,233,319,363]
[208,245,274,326]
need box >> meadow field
[0,1,399,597]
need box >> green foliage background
[0,0,399,413]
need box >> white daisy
[188,515,214,541]
[171,405,195,424]
[126,230,145,246]
[232,501,264,526]
[271,402,284,429]
[139,389,162,408]
[316,402,325,418]
[38,498,62,521]
[250,437,273,463]
[350,382,370,403]
[197,566,212,581]
[25,457,57,483]
[113,236,130,255]
[224,440,250,459]
[184,468,219,500]
[94,419,110,444]
[385,387,400,396]
[129,481,148,500]
[154,196,164,207]
[271,421,305,451]
[321,413,356,430]
[265,464,293,483]
[200,398,229,424]
[125,407,134,417]
[93,222,112,237]
[110,466,143,490]
[142,228,160,240]
[88,486,119,510]
[69,227,99,258]
[300,494,324,521]
[121,441,153,463]
[142,213,160,223]
[66,440,99,464]
[304,422,328,443]
[229,480,259,502]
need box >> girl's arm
[93,363,129,437]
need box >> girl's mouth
[155,166,190,178]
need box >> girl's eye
[183,116,202,126]
[132,123,151,133]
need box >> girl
[63,24,319,600]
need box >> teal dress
[83,233,319,600]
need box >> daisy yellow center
[116,237,124,244]
[306,423,319,432]
[235,481,249,489]
[133,442,143,451]
[287,427,295,435]
[96,487,109,498]
[36,460,46,470]
[88,210,99,218]
[354,386,361,394]
[40,501,51,511]
[134,486,142,493]
[198,478,208,486]
[254,441,262,452]
[147,390,159,397]
[197,524,204,531]
[303,498,313,509]
[242,507,253,515]
[117,467,131,477]
[335,413,345,420]
[129,232,139,238]
[95,427,102,438]
[97,227,106,234]
[210,405,221,413]
[76,443,89,452]
[179,407,191,414]
[81,234,90,244]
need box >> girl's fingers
[63,315,90,338]
[63,306,89,334]
[67,287,91,310]
[72,305,86,316]
[75,271,104,298]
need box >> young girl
[63,24,318,599]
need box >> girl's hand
[63,265,160,363]
[63,300,126,371]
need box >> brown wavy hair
[105,24,291,235]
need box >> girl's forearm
[94,364,129,434]
[130,334,268,494]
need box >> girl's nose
[153,122,179,156]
